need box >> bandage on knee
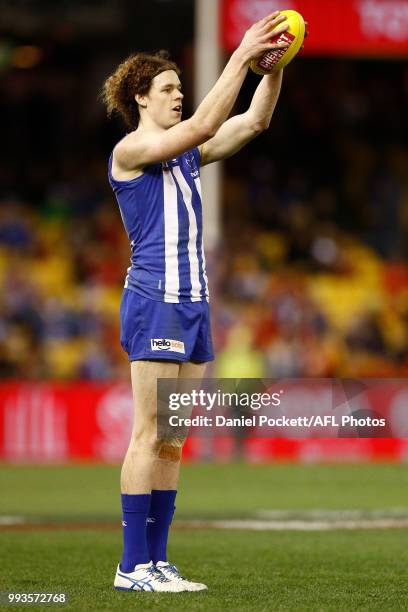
[157,442,183,462]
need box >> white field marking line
[255,507,408,520]
[0,516,25,525]
[175,518,408,531]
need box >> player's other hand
[237,11,290,64]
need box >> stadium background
[0,1,408,610]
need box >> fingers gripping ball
[250,10,305,75]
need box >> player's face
[144,70,183,129]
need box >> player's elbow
[191,117,218,142]
[198,123,218,141]
[251,120,269,134]
[202,123,218,140]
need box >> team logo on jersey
[185,152,199,178]
[151,338,185,354]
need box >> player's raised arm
[199,70,284,166]
[103,11,289,171]
[198,12,309,166]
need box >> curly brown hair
[102,50,180,129]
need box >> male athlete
[103,10,288,593]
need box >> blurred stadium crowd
[1,55,407,380]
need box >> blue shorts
[119,289,214,363]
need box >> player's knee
[129,431,184,462]
[155,438,184,462]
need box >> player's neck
[138,114,167,133]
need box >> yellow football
[250,9,305,75]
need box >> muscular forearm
[246,70,283,130]
[192,49,249,137]
[198,69,284,165]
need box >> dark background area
[0,0,195,202]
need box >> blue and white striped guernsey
[108,147,209,303]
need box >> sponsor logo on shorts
[150,338,185,354]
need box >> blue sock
[146,489,177,563]
[120,493,151,572]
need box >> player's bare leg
[151,360,209,591]
[121,360,180,493]
[114,360,187,592]
[151,360,208,490]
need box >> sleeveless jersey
[108,147,209,303]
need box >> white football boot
[156,561,208,591]
[114,561,185,592]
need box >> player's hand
[237,11,290,64]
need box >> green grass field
[1,463,408,611]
